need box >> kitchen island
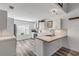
[0,36,16,56]
[32,30,67,56]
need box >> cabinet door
[35,39,44,56]
[31,39,44,56]
[0,10,7,30]
[30,39,35,52]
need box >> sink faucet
[50,29,55,36]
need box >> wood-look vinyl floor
[16,39,36,56]
[52,47,79,56]
[16,39,79,56]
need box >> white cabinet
[31,39,43,56]
[44,39,62,56]
[0,10,7,30]
[32,38,63,56]
[35,39,43,56]
[0,37,16,56]
[31,39,36,53]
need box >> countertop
[36,30,67,43]
[0,36,16,41]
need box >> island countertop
[0,36,16,41]
[36,30,67,43]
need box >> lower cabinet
[34,39,43,56]
[32,38,63,56]
[31,39,43,56]
[0,38,16,56]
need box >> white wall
[0,14,16,56]
[1,17,14,37]
[53,17,62,29]
[7,17,14,35]
[0,10,7,30]
[14,20,35,40]
[62,3,79,51]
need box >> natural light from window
[17,25,29,35]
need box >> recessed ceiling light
[51,9,58,15]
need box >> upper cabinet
[0,10,7,30]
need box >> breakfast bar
[32,30,67,56]
[37,30,67,43]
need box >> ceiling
[0,3,66,22]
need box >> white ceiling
[0,3,65,22]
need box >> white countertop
[37,30,67,42]
[0,36,16,40]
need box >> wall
[7,17,14,35]
[62,3,79,51]
[1,17,14,36]
[14,20,35,40]
[53,17,62,29]
[0,10,14,36]
[0,10,7,30]
[0,15,16,55]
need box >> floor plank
[16,39,79,56]
[16,39,36,56]
[52,47,79,56]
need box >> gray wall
[1,17,14,36]
[62,3,79,51]
[7,17,14,35]
[0,15,16,56]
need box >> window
[17,24,29,35]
